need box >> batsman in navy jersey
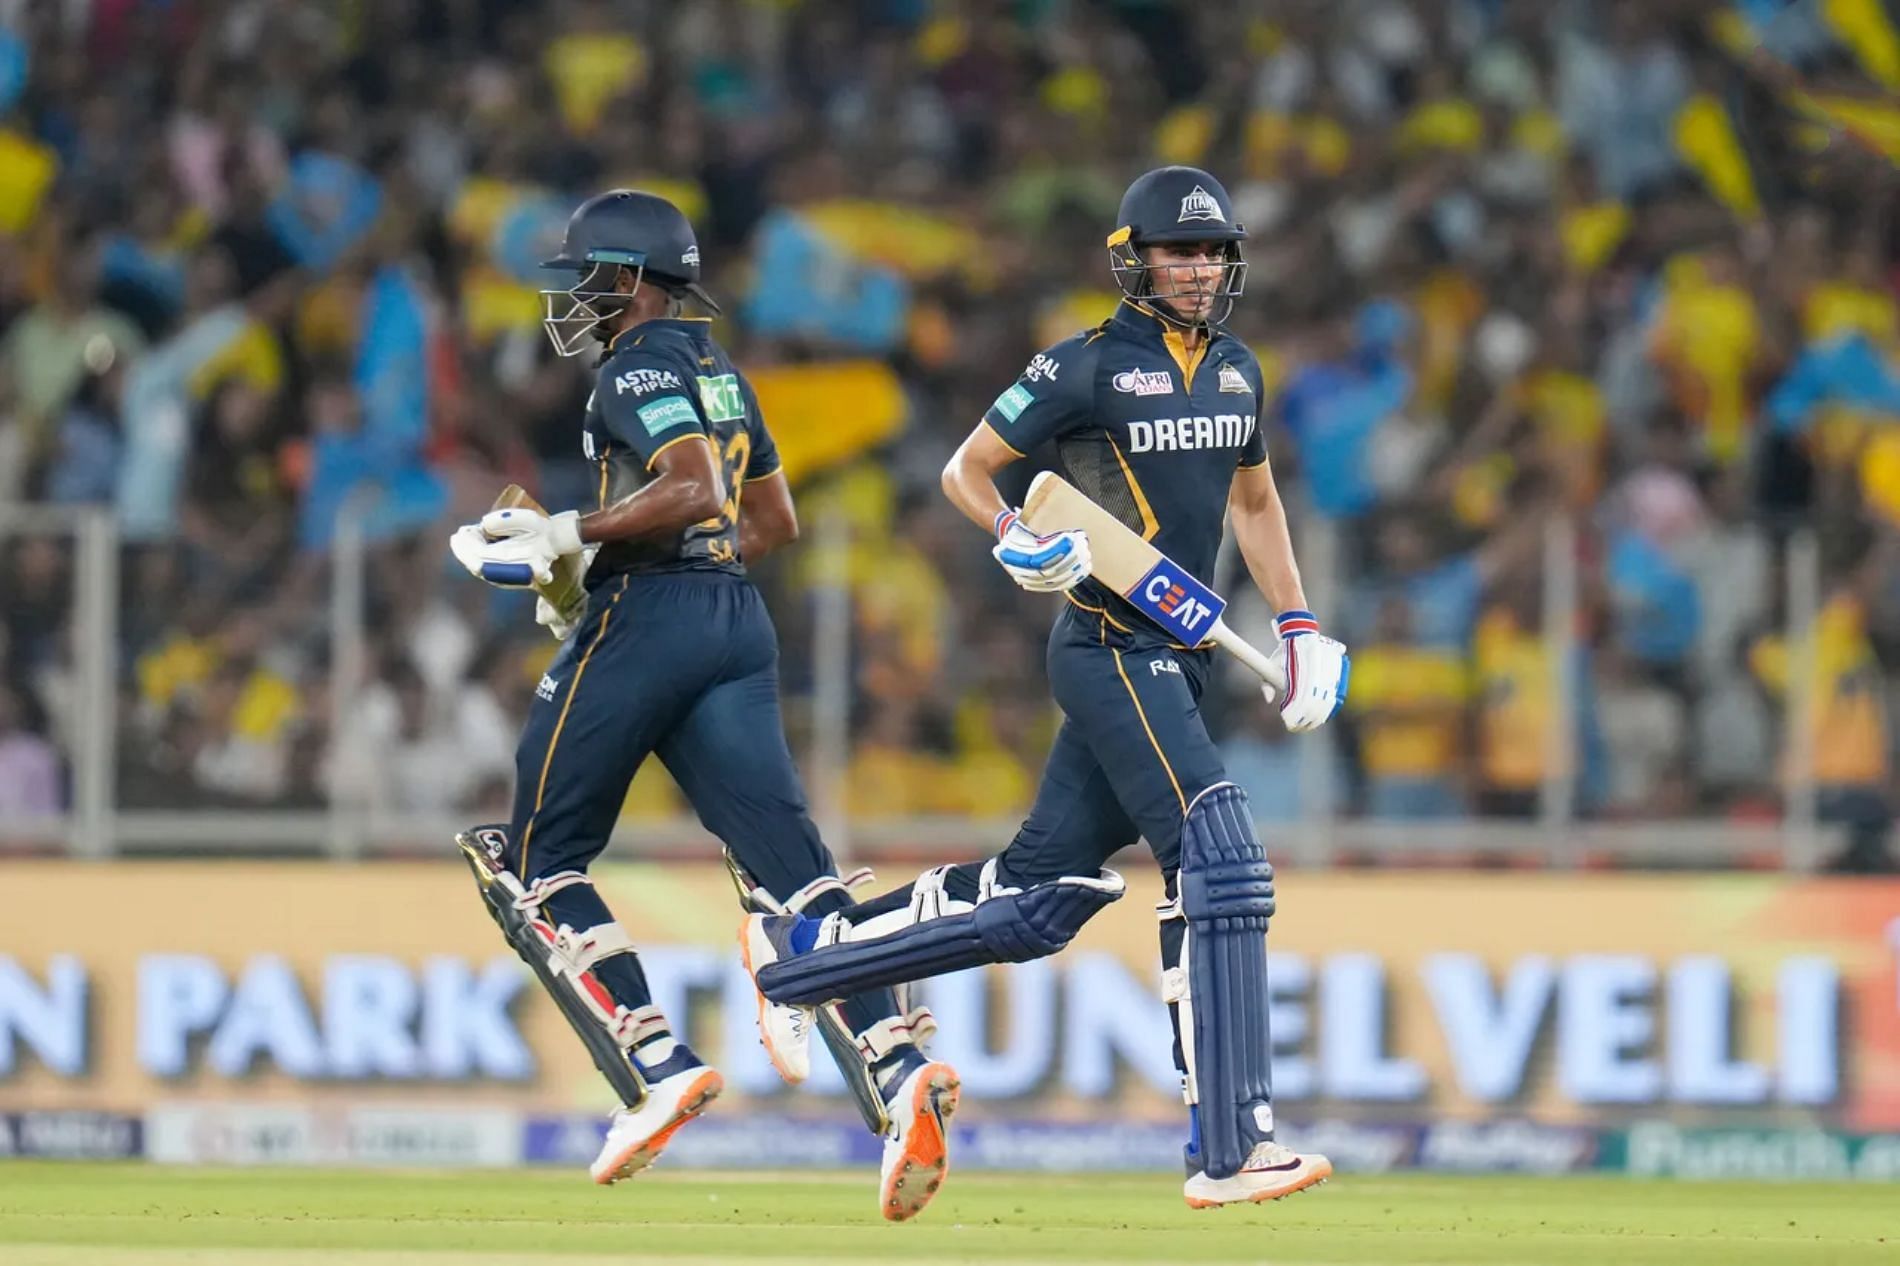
[448,190,958,1222]
[740,167,1351,1209]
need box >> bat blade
[1021,472,1225,644]
[1020,471,1285,694]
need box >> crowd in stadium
[1,0,1898,865]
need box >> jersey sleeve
[1236,350,1269,469]
[738,376,782,481]
[980,335,1095,454]
[595,352,709,469]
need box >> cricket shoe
[738,912,814,1083]
[878,1057,960,1222]
[1183,1141,1332,1209]
[589,1061,724,1184]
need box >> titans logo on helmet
[1177,185,1225,223]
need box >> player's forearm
[579,473,722,545]
[941,433,1013,534]
[737,470,798,561]
[1232,492,1309,616]
[738,510,794,560]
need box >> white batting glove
[992,508,1092,594]
[480,506,583,557]
[449,507,584,589]
[1264,609,1350,732]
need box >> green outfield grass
[0,1163,1893,1265]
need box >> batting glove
[1265,609,1350,732]
[991,508,1092,594]
[449,507,584,589]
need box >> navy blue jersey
[982,301,1266,641]
[582,317,781,583]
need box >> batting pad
[1179,782,1277,1180]
[456,826,649,1110]
[757,872,1125,1006]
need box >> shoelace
[1243,1141,1302,1170]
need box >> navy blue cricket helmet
[539,189,721,357]
[1106,166,1248,328]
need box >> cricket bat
[491,484,587,616]
[1020,471,1286,698]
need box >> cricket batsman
[739,167,1350,1208]
[447,190,958,1221]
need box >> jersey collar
[1106,300,1223,391]
[607,315,714,353]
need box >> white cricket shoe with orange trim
[1183,1142,1332,1208]
[588,1064,724,1184]
[738,912,814,1084]
[878,1059,960,1222]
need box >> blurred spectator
[1220,703,1328,825]
[1750,572,1895,869]
[1595,648,1693,816]
[1277,304,1416,521]
[1557,1,1690,199]
[1602,440,1705,684]
[1472,585,1554,818]
[0,680,62,817]
[1347,596,1469,818]
[3,244,143,463]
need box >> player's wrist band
[994,508,1020,539]
[1275,609,1320,639]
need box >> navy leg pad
[757,874,1124,1006]
[1180,782,1276,1180]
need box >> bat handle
[1207,618,1287,701]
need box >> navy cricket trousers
[505,568,910,1062]
[993,600,1227,889]
[507,570,836,906]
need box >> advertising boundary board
[1,864,1895,1137]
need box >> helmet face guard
[540,256,642,358]
[1108,229,1247,329]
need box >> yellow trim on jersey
[1068,590,1198,652]
[1161,326,1209,391]
[644,430,713,471]
[1107,435,1160,540]
[1237,455,1268,470]
[1066,590,1135,634]
[743,463,784,483]
[596,447,611,508]
[519,577,628,879]
[980,418,1027,457]
[1112,647,1187,815]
